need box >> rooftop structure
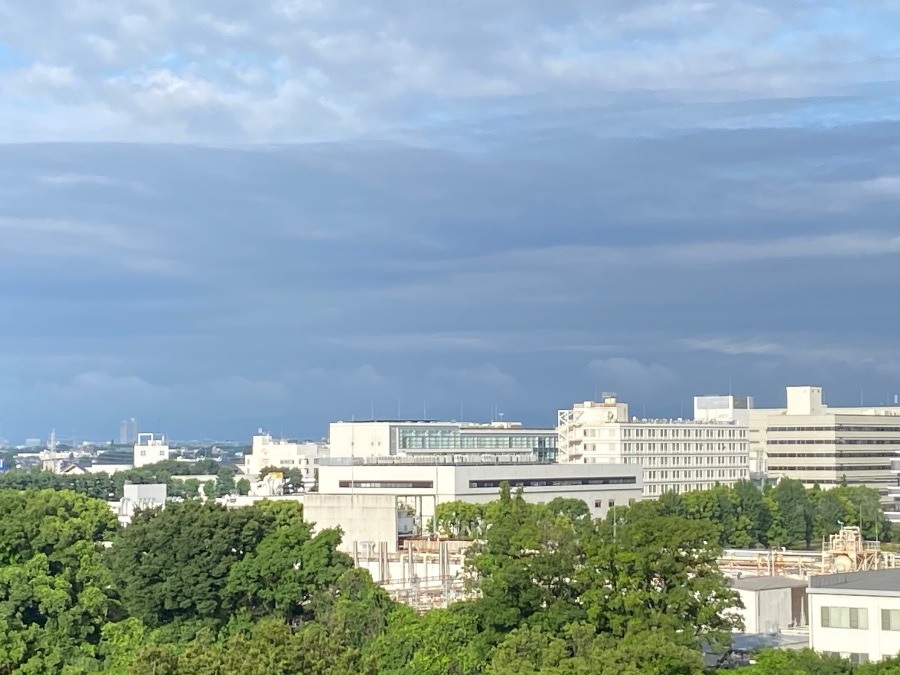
[328,419,557,462]
[133,433,169,469]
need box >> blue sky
[1,1,899,442]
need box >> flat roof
[731,576,807,591]
[808,569,900,596]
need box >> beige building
[557,396,749,497]
[241,431,323,488]
[328,419,557,462]
[760,387,900,492]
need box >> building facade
[317,457,641,526]
[558,397,749,497]
[808,569,900,664]
[762,387,900,492]
[241,431,323,488]
[328,420,557,462]
[133,433,169,468]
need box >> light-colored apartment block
[558,396,749,497]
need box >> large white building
[241,431,323,488]
[808,569,900,664]
[558,396,749,497]
[328,420,557,462]
[317,456,641,527]
[762,387,900,492]
[133,433,169,468]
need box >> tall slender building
[119,418,138,445]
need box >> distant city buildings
[119,418,138,445]
[557,396,750,496]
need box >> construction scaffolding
[351,539,475,612]
[718,526,898,579]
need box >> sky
[1,1,900,442]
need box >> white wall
[809,591,900,663]
[328,422,394,458]
[303,493,400,553]
[318,462,642,521]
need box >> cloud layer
[1,1,899,440]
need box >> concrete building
[317,456,641,527]
[241,431,323,488]
[328,419,557,462]
[731,576,808,634]
[133,433,169,468]
[761,387,900,492]
[808,569,900,664]
[558,396,749,497]
[111,483,167,526]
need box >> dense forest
[434,478,892,549]
[1,480,899,673]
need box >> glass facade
[396,427,557,461]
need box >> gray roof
[732,576,808,591]
[808,569,900,596]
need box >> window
[608,499,615,509]
[821,606,868,629]
[882,609,900,631]
[338,480,433,489]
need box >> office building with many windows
[557,396,749,497]
[761,387,900,492]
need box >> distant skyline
[1,2,899,439]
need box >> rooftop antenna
[423,395,427,420]
[460,400,464,422]
[397,395,401,420]
[370,395,375,421]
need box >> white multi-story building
[558,396,749,497]
[241,431,323,488]
[808,569,900,664]
[317,456,641,526]
[133,433,169,468]
[328,420,557,462]
[759,387,900,492]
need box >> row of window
[338,480,434,489]
[767,452,895,458]
[770,426,900,432]
[768,465,888,472]
[469,476,638,489]
[820,607,900,632]
[623,428,745,439]
[593,498,637,508]
[645,469,746,480]
[623,455,747,467]
[622,442,746,453]
[398,434,556,450]
[768,439,900,445]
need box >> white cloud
[0,1,892,142]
